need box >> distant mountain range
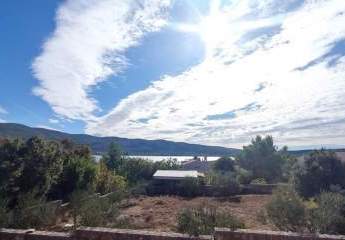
[0,123,240,156]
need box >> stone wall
[0,228,71,240]
[214,228,345,240]
[1,228,345,240]
[0,228,210,240]
[76,227,210,240]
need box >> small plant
[80,197,119,227]
[307,192,345,234]
[264,186,306,232]
[10,191,57,229]
[69,190,89,229]
[177,202,244,236]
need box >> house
[149,170,205,195]
[181,157,211,173]
[153,170,204,180]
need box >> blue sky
[1,0,345,149]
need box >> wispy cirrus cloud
[32,0,345,148]
[86,0,345,148]
[32,0,171,121]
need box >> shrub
[308,192,345,234]
[118,158,156,185]
[80,197,119,227]
[177,202,244,236]
[206,173,241,196]
[69,190,90,229]
[130,181,150,196]
[235,167,253,184]
[293,150,345,198]
[264,186,306,232]
[10,191,57,229]
[177,177,201,197]
[49,155,96,201]
[213,157,235,173]
[95,160,127,194]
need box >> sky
[1,0,345,149]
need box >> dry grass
[119,194,274,232]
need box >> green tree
[49,156,96,200]
[104,142,123,171]
[0,139,25,204]
[18,137,63,196]
[48,141,96,200]
[213,157,235,173]
[154,158,180,170]
[293,150,345,198]
[237,135,285,182]
[118,158,156,184]
[0,137,64,205]
[95,160,127,194]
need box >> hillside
[0,123,239,156]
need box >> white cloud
[0,105,7,115]
[49,118,60,124]
[36,125,61,132]
[32,0,171,120]
[86,0,345,148]
[0,118,6,123]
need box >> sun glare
[173,0,231,54]
[197,13,228,50]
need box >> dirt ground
[119,194,274,232]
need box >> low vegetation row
[0,135,345,236]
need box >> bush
[293,150,345,198]
[177,202,244,236]
[95,160,127,194]
[49,155,96,201]
[118,158,156,185]
[235,167,253,184]
[206,173,241,196]
[177,177,201,197]
[80,197,119,227]
[10,191,58,229]
[308,192,345,234]
[69,190,90,229]
[213,157,235,172]
[264,186,306,232]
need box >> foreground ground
[119,194,273,232]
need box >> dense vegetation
[0,136,179,228]
[1,134,345,235]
